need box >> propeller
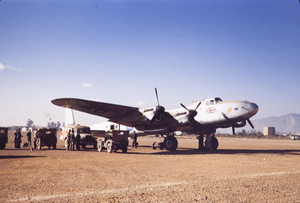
[221,113,236,135]
[180,101,201,124]
[247,119,254,129]
[222,113,255,135]
[150,88,165,124]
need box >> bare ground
[0,135,300,202]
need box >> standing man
[66,130,71,150]
[34,129,41,149]
[70,129,75,151]
[14,129,21,148]
[75,131,81,151]
[132,131,137,148]
[27,129,32,146]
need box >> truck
[97,130,129,153]
[0,127,8,149]
[64,125,97,149]
[34,128,57,150]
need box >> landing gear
[197,133,219,150]
[205,135,219,150]
[152,134,178,151]
[197,135,205,150]
[164,136,178,151]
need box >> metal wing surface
[51,98,146,126]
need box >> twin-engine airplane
[51,88,259,151]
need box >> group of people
[66,129,81,151]
[14,128,40,148]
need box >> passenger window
[210,100,214,105]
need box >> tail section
[58,108,75,140]
[65,108,75,126]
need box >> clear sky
[0,0,299,127]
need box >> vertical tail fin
[65,108,75,126]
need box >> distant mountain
[251,113,300,134]
[217,113,300,134]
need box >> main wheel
[37,138,42,150]
[164,136,178,151]
[205,136,219,150]
[97,141,103,152]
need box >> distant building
[263,127,275,136]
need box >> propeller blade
[232,125,235,135]
[180,103,189,111]
[155,88,160,106]
[247,119,254,129]
[150,88,165,124]
[222,112,230,121]
[195,101,201,110]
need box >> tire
[205,136,219,150]
[164,136,178,151]
[37,138,42,150]
[106,141,113,153]
[97,141,103,152]
[152,142,157,150]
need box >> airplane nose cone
[250,102,259,116]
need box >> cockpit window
[215,98,222,103]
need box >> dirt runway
[0,135,299,202]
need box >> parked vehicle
[0,127,8,149]
[63,125,97,149]
[98,130,129,153]
[34,128,57,150]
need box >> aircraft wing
[51,98,147,126]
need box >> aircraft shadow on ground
[0,155,46,159]
[128,146,300,156]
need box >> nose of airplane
[249,102,259,116]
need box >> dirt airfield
[0,134,300,203]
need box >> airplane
[51,88,259,151]
[288,134,300,140]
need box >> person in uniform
[69,129,75,151]
[66,130,71,150]
[27,129,32,146]
[34,129,41,149]
[132,131,137,148]
[75,131,81,151]
[14,129,21,148]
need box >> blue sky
[0,0,299,127]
